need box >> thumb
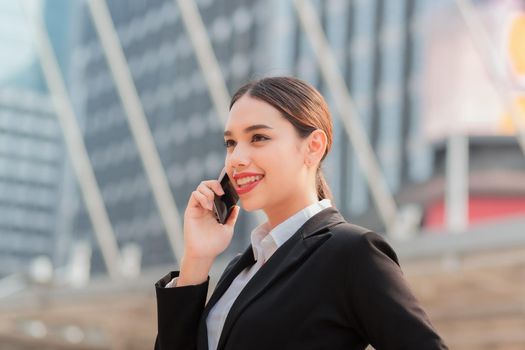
[224,205,240,228]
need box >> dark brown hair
[230,76,334,201]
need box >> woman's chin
[239,198,264,212]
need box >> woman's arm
[154,251,244,350]
[346,231,448,350]
[154,178,240,349]
[154,271,210,350]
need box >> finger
[201,180,224,196]
[224,205,240,228]
[192,190,213,210]
[197,183,217,202]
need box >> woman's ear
[304,129,327,167]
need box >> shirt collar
[250,199,332,262]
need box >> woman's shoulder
[329,220,381,244]
[328,221,399,265]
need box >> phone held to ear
[213,168,239,224]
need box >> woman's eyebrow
[223,124,273,136]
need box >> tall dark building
[68,0,266,273]
[65,0,456,274]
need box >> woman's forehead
[225,96,287,134]
[229,95,280,118]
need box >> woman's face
[224,94,314,215]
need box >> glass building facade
[0,89,63,278]
[0,0,438,277]
[2,1,525,349]
[67,0,266,273]
[65,0,436,275]
[0,2,68,278]
[3,0,520,278]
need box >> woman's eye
[224,139,236,148]
[252,134,269,142]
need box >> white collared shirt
[205,199,332,350]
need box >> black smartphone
[213,168,239,224]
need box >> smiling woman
[154,76,448,350]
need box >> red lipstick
[233,172,264,195]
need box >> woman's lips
[235,176,263,195]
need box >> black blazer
[155,208,448,350]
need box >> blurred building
[0,89,63,279]
[67,0,447,274]
[0,0,524,349]
[0,2,67,279]
[66,0,269,275]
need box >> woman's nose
[228,144,250,169]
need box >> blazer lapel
[216,207,345,350]
[205,246,256,316]
[197,245,257,349]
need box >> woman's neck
[263,193,319,230]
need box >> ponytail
[316,168,333,202]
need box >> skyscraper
[0,2,67,279]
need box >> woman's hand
[177,180,240,286]
[183,180,240,261]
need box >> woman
[155,76,448,350]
